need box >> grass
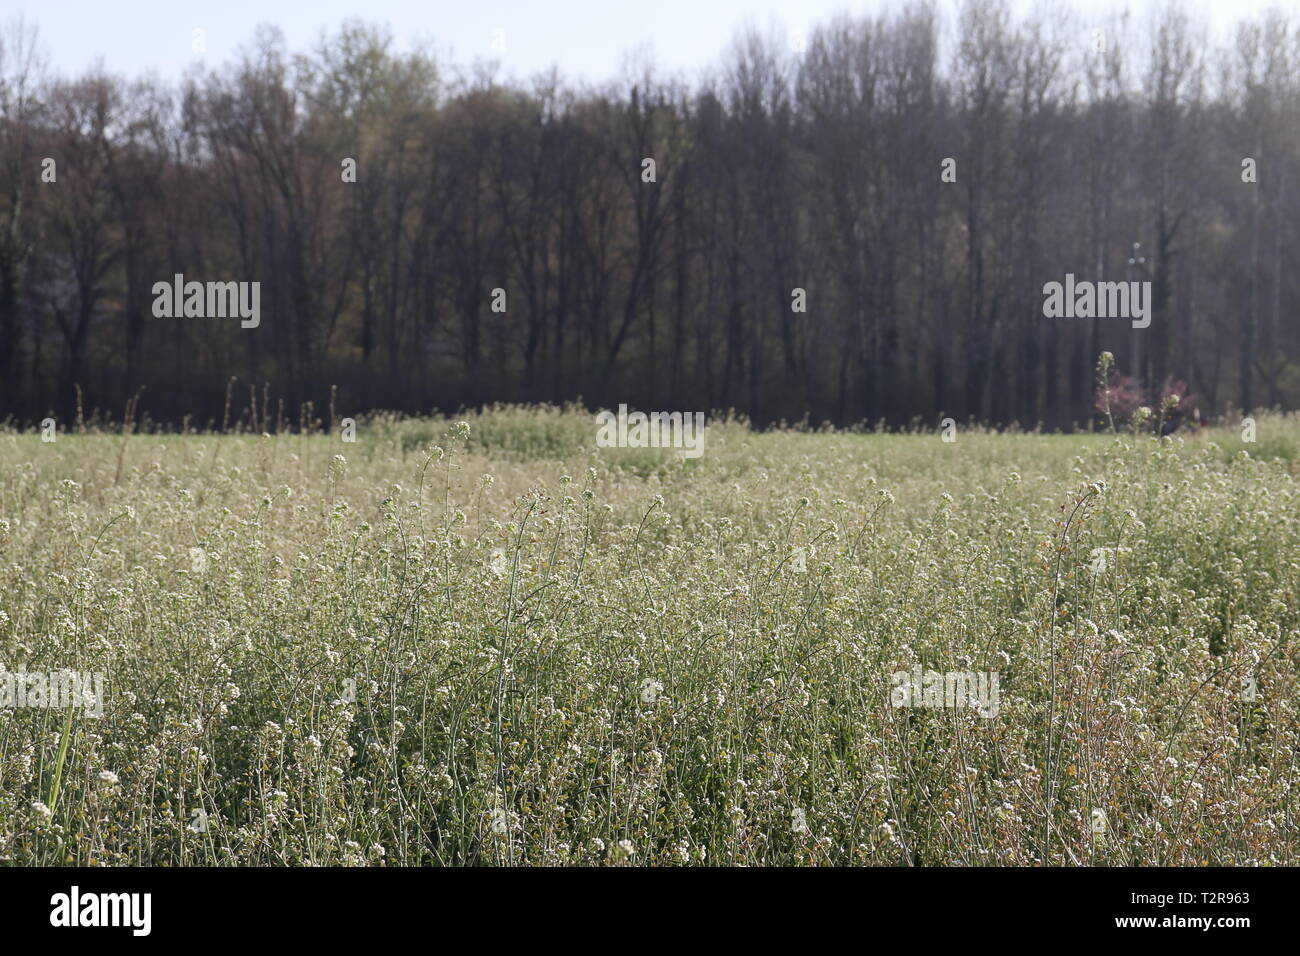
[0,407,1297,865]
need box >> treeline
[1,1,1298,429]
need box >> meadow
[0,406,1297,865]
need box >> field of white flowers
[0,407,1296,866]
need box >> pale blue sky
[7,0,1298,84]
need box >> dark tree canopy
[1,3,1298,430]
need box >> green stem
[48,706,76,813]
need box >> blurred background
[1,0,1298,428]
